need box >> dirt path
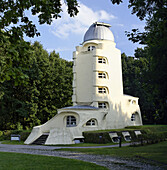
[0,143,165,170]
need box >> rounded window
[86,119,97,126]
[66,116,77,127]
[98,87,109,94]
[98,57,108,64]
[98,72,108,79]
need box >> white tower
[73,22,123,108]
[25,22,142,145]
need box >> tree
[0,0,77,129]
[0,0,79,37]
[111,0,167,20]
[121,50,155,124]
[0,41,73,130]
[0,32,34,129]
[112,0,167,124]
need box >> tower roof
[83,22,114,42]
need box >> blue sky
[25,0,146,60]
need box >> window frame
[88,46,96,51]
[98,102,107,109]
[66,116,77,127]
[98,57,106,64]
[98,87,107,94]
[98,72,106,79]
[86,119,96,126]
[131,114,135,121]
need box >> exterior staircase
[32,133,49,145]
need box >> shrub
[3,130,12,140]
[0,130,31,141]
[20,131,31,141]
[83,132,111,144]
[12,130,22,134]
[0,131,3,136]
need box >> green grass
[61,141,167,165]
[0,152,107,170]
[1,140,25,145]
[48,142,118,147]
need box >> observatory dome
[83,22,114,42]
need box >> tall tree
[0,32,34,129]
[0,41,73,130]
[122,50,155,124]
[0,0,79,38]
[112,0,167,124]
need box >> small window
[98,87,107,94]
[131,114,135,121]
[132,100,136,104]
[98,72,106,79]
[98,57,106,64]
[98,102,107,108]
[66,116,76,127]
[129,99,137,105]
[88,46,96,51]
[92,46,96,50]
[86,119,96,126]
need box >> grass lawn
[0,152,107,170]
[0,140,119,146]
[48,142,118,147]
[61,141,167,165]
[1,140,25,145]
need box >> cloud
[50,2,116,39]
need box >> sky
[25,0,146,61]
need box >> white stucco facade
[25,22,142,145]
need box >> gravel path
[0,143,165,170]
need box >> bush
[83,132,112,144]
[3,130,12,140]
[143,132,166,144]
[0,131,4,141]
[12,130,22,135]
[0,130,31,141]
[0,131,3,136]
[20,131,31,141]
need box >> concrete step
[32,134,49,145]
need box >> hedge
[0,130,31,141]
[83,130,167,144]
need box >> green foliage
[83,132,112,144]
[111,0,167,20]
[0,0,79,38]
[0,40,73,130]
[121,47,166,124]
[142,132,166,144]
[84,130,138,144]
[84,125,167,144]
[20,131,31,141]
[0,130,31,141]
[112,0,167,124]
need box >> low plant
[0,130,31,142]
